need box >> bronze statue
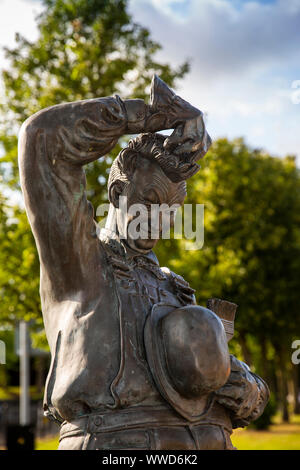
[19,76,269,450]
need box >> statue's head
[108,124,211,253]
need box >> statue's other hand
[214,355,269,427]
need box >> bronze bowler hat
[144,303,231,422]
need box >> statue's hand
[149,75,201,128]
[148,76,212,180]
[214,355,270,428]
[125,75,212,181]
[145,114,212,182]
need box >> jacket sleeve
[18,96,129,304]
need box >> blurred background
[0,0,299,450]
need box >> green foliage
[250,393,277,430]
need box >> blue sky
[0,0,299,163]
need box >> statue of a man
[19,76,269,450]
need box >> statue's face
[116,157,187,252]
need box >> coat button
[94,416,102,427]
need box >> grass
[35,435,59,450]
[34,416,300,450]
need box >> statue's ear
[109,180,125,208]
